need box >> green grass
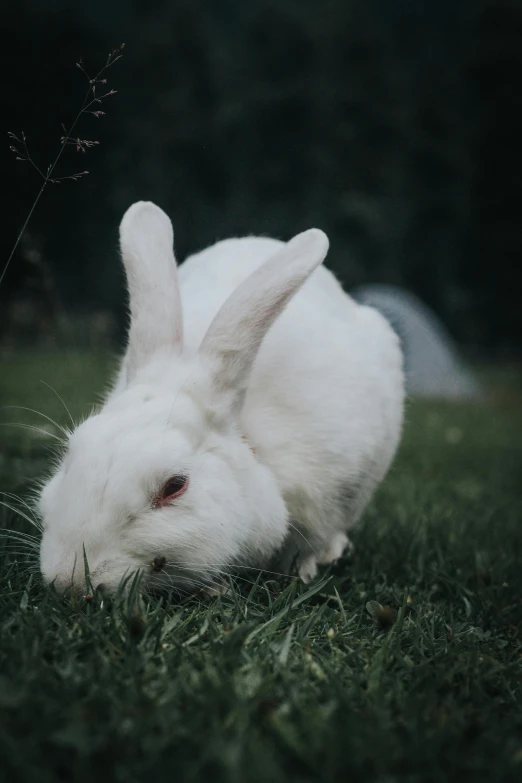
[1,352,522,783]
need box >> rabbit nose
[151,555,167,571]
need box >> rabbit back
[179,236,404,567]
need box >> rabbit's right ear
[119,201,183,381]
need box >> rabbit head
[38,202,329,596]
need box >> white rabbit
[38,201,404,595]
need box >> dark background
[1,0,520,356]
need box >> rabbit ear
[200,228,329,415]
[119,201,183,378]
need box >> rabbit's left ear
[119,201,183,379]
[200,228,329,415]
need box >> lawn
[1,352,522,783]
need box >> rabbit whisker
[39,380,76,429]
[2,405,71,438]
[0,501,44,533]
[0,422,66,443]
[0,491,43,530]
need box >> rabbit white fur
[39,201,404,595]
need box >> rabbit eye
[156,475,188,507]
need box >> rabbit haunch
[38,201,404,595]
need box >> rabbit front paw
[318,532,353,564]
[298,533,353,583]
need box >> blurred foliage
[0,0,520,354]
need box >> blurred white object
[352,284,482,400]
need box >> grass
[1,352,522,783]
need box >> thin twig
[1,43,125,287]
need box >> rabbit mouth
[144,564,224,599]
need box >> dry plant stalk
[1,43,125,286]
